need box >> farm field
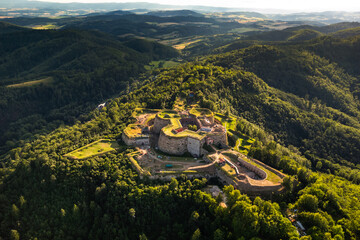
[65,139,119,159]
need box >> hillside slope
[0,24,178,153]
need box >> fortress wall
[247,155,286,179]
[216,168,238,186]
[158,131,187,155]
[180,118,202,129]
[209,132,228,147]
[237,157,267,179]
[187,137,201,156]
[122,133,149,146]
[236,180,282,193]
[208,115,214,124]
[134,138,150,146]
[122,133,135,145]
[153,115,171,134]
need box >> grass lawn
[190,108,213,117]
[222,163,236,175]
[65,139,119,159]
[124,124,142,138]
[6,77,53,88]
[215,113,254,155]
[228,131,255,155]
[215,113,237,131]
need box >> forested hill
[0,24,178,154]
[0,60,359,239]
[206,36,360,172]
[0,17,359,240]
[240,22,360,42]
[0,22,29,34]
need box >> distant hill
[146,10,203,17]
[0,21,29,34]
[268,11,360,24]
[330,26,360,38]
[241,22,360,42]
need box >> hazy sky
[36,0,360,12]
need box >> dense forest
[0,24,178,154]
[0,15,360,240]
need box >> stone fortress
[122,108,285,196]
[154,108,227,157]
[122,108,227,157]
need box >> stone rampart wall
[153,115,171,134]
[180,117,202,129]
[236,180,282,193]
[237,157,267,179]
[247,156,286,179]
[122,133,135,145]
[122,133,149,146]
[158,131,187,155]
[209,132,227,147]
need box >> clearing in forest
[65,139,119,159]
[6,77,53,88]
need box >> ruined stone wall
[209,132,227,148]
[153,115,171,134]
[158,131,187,155]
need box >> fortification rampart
[153,115,171,134]
[237,157,267,179]
[247,155,286,179]
[158,131,188,155]
[122,133,149,146]
[209,132,228,148]
[235,179,283,193]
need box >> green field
[65,139,119,159]
[215,113,254,155]
[190,108,213,117]
[222,163,236,175]
[215,113,237,131]
[124,124,143,138]
[228,131,255,155]
[6,77,53,88]
[158,110,180,119]
[229,28,264,34]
